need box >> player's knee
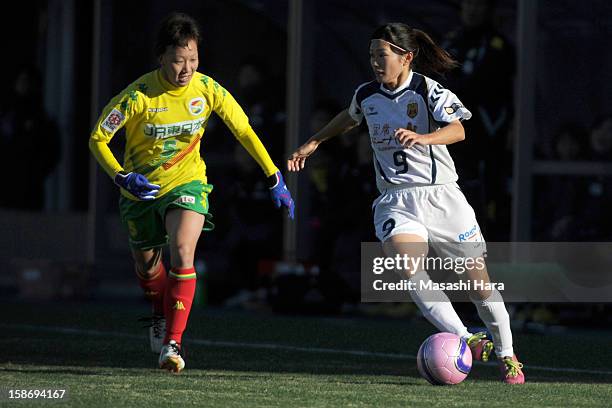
[172,242,196,267]
[135,260,162,279]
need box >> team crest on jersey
[444,103,463,115]
[188,97,206,115]
[101,108,125,133]
[407,102,418,118]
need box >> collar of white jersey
[379,70,413,95]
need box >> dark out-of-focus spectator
[304,101,376,303]
[553,125,589,161]
[589,115,612,161]
[535,118,612,241]
[0,65,60,210]
[307,100,341,225]
[326,130,376,300]
[305,101,341,298]
[204,56,284,159]
[442,0,515,240]
[203,57,285,298]
[533,124,588,240]
[579,115,612,240]
[216,143,282,291]
[535,123,589,161]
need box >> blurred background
[1,0,611,331]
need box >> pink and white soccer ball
[417,332,472,385]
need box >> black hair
[370,23,458,76]
[155,12,200,57]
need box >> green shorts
[119,180,215,250]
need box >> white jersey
[348,71,472,193]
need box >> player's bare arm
[395,120,465,148]
[287,109,357,171]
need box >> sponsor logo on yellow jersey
[143,118,205,139]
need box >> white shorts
[372,183,486,256]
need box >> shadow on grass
[1,300,611,385]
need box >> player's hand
[287,140,319,172]
[395,128,430,148]
[268,171,295,219]
[114,171,160,201]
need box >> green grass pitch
[1,300,611,407]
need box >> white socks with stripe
[409,272,515,358]
[472,289,514,358]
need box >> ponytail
[411,29,458,77]
[370,23,458,77]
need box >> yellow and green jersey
[89,69,279,200]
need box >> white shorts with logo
[372,183,486,257]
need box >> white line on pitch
[3,323,612,376]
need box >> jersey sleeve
[206,77,278,177]
[425,77,472,123]
[89,87,146,178]
[348,84,366,124]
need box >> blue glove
[114,172,160,201]
[268,171,295,219]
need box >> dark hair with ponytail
[370,23,458,76]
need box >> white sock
[409,271,471,339]
[473,289,514,358]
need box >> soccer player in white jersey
[288,22,524,384]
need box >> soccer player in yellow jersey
[89,12,294,373]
